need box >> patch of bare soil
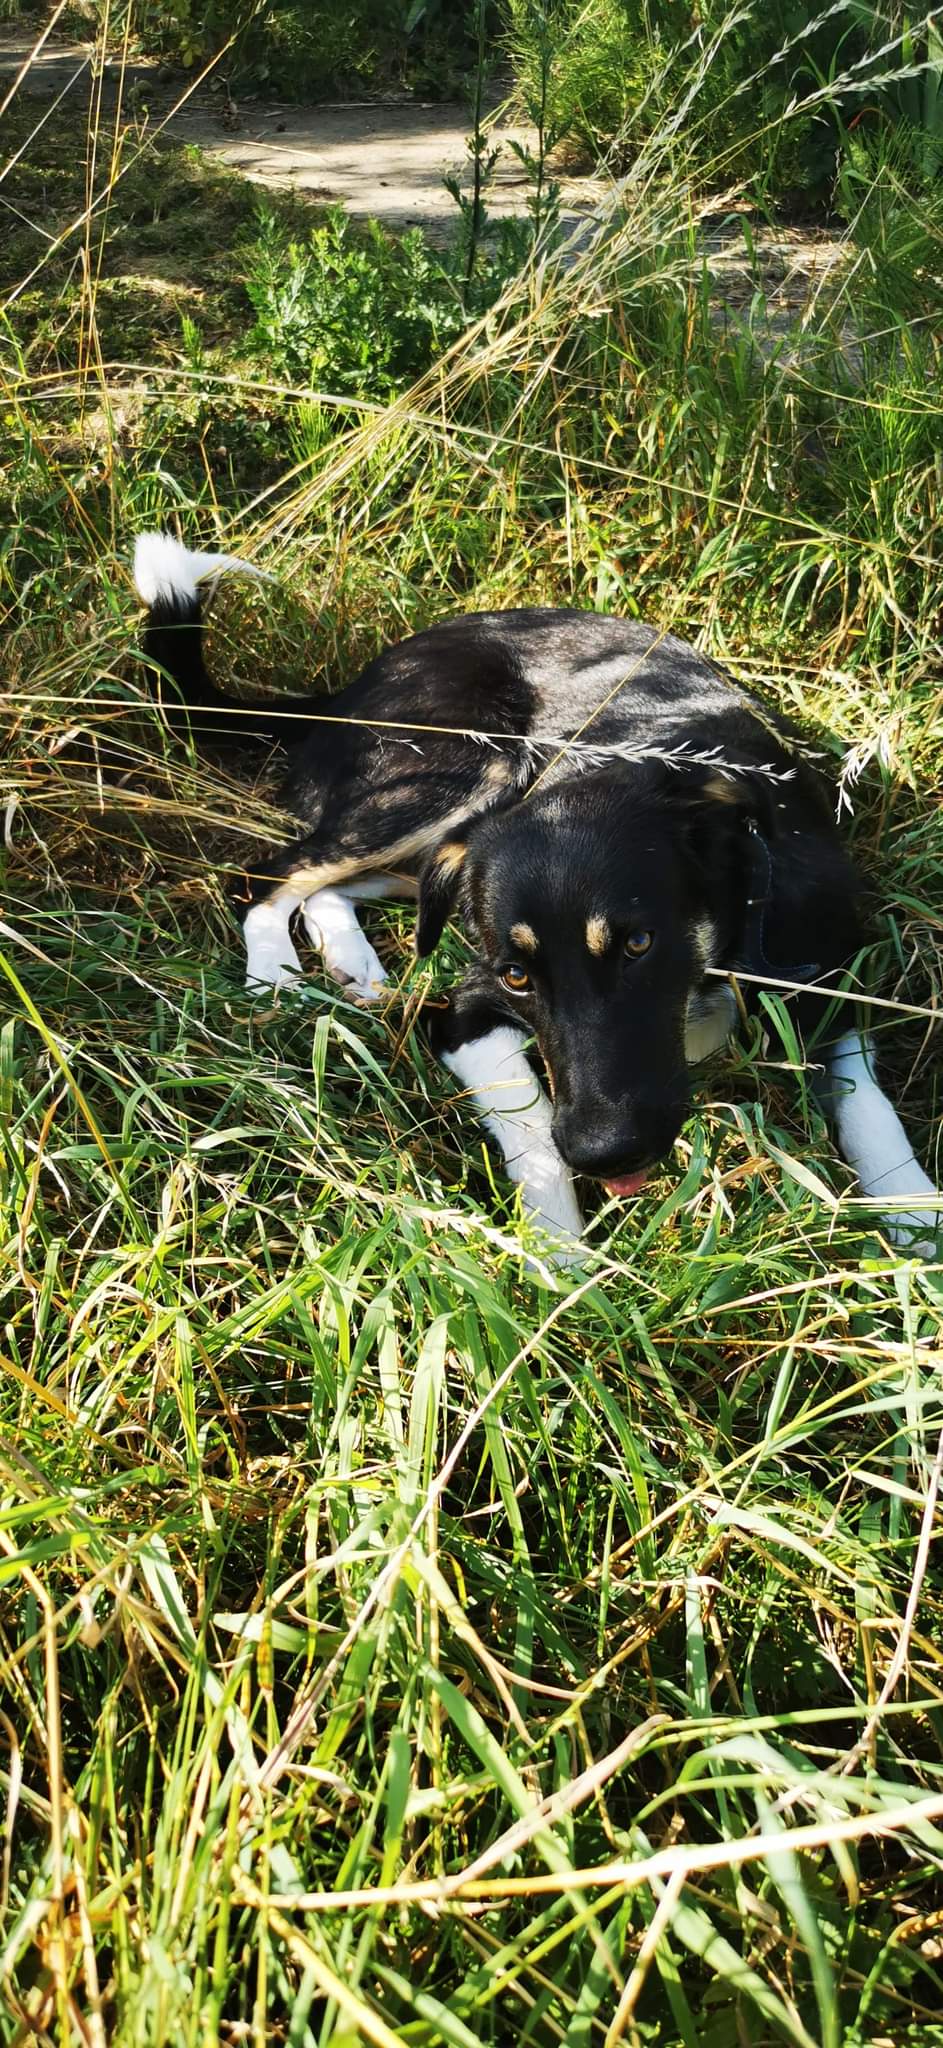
[1,26,850,347]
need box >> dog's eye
[624,929,654,958]
[499,964,532,994]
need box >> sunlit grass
[1,10,942,2045]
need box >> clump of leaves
[243,202,524,397]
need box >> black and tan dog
[134,532,939,1258]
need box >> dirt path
[173,97,597,239]
[0,29,598,239]
[1,27,848,337]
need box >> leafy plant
[242,205,464,394]
[242,201,532,397]
[87,0,497,96]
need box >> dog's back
[280,603,823,818]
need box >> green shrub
[82,0,496,97]
[242,202,526,397]
[503,0,895,210]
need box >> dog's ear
[415,829,472,956]
[675,763,777,841]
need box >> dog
[133,531,939,1261]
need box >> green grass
[2,15,943,2047]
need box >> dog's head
[417,763,771,1190]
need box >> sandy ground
[0,30,597,237]
[172,98,593,237]
[1,27,849,340]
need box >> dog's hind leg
[243,882,392,998]
[241,777,492,995]
[436,1015,584,1258]
[825,1031,940,1255]
[301,875,419,1002]
[244,885,307,990]
[299,881,391,1002]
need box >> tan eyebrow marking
[510,921,539,954]
[585,915,611,956]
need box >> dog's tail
[133,532,312,752]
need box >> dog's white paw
[245,962,305,994]
[518,1158,586,1272]
[520,1155,584,1238]
[302,896,388,1004]
[332,951,389,1005]
[513,1207,588,1280]
[243,902,305,993]
[828,1034,939,1263]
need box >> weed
[241,199,539,400]
[242,205,466,396]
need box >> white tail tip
[133,531,271,609]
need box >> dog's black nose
[552,1114,653,1181]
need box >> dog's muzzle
[551,1087,687,1188]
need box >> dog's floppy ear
[676,763,777,840]
[415,828,472,956]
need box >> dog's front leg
[825,1031,940,1256]
[439,1020,584,1257]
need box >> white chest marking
[685,983,738,1065]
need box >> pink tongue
[603,1170,649,1198]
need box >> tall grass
[1,9,943,2045]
